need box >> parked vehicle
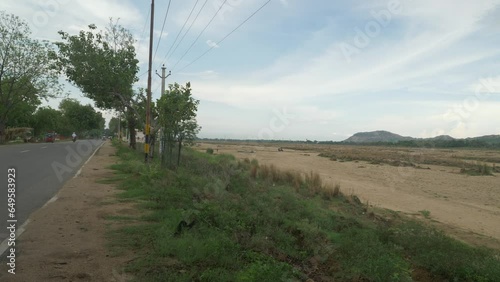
[45,133,55,143]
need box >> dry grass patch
[254,163,342,199]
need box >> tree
[2,80,40,128]
[58,98,104,137]
[32,107,63,137]
[54,20,140,148]
[0,12,61,142]
[108,116,125,137]
[157,82,201,168]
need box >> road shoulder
[0,141,135,281]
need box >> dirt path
[198,143,500,249]
[0,141,134,281]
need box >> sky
[1,0,500,141]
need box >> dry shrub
[253,165,335,197]
[259,164,271,180]
[293,172,303,190]
[284,170,295,183]
[305,171,322,194]
[257,164,283,183]
[250,165,258,179]
[347,195,362,206]
[270,164,285,182]
[320,183,341,200]
[333,183,341,197]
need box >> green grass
[419,210,431,219]
[105,141,500,282]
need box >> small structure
[4,127,34,142]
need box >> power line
[159,0,200,68]
[166,0,209,63]
[176,0,271,73]
[138,70,149,78]
[171,0,228,71]
[136,8,151,80]
[142,7,151,37]
[153,0,172,62]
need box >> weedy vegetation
[105,140,500,281]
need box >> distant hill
[343,131,500,147]
[344,130,414,143]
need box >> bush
[206,148,214,154]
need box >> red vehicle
[45,133,55,143]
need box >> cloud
[206,39,219,48]
[279,0,289,8]
[178,70,219,80]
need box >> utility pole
[156,64,171,97]
[145,0,154,163]
[156,64,171,155]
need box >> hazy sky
[2,0,500,140]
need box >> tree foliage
[58,98,104,135]
[157,82,201,167]
[108,116,125,137]
[32,107,63,136]
[0,11,61,142]
[54,19,140,148]
[54,21,138,110]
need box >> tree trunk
[127,108,136,150]
[161,130,167,167]
[150,133,155,159]
[177,138,182,166]
[168,133,175,168]
[0,121,5,144]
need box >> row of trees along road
[32,98,105,138]
[0,11,61,142]
[1,11,201,168]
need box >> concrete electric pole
[156,65,171,155]
[145,0,154,163]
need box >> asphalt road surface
[0,139,104,243]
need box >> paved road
[0,140,104,243]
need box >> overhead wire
[137,7,152,79]
[171,0,228,71]
[176,0,271,73]
[165,0,209,63]
[141,7,151,39]
[153,0,172,62]
[159,0,200,69]
[138,70,149,78]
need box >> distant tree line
[21,98,104,141]
[336,139,500,149]
[198,138,500,149]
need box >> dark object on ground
[174,220,196,236]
